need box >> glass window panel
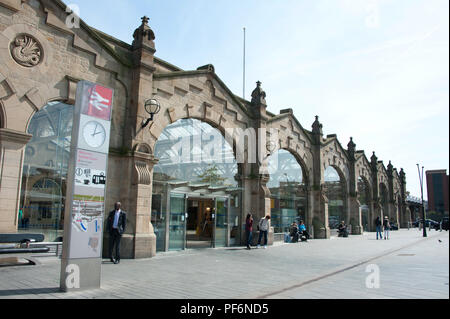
[19,101,73,241]
[325,166,345,229]
[169,193,186,251]
[267,150,307,233]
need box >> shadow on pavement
[0,287,61,296]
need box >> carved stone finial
[312,115,323,135]
[132,15,155,48]
[347,137,356,150]
[141,16,149,25]
[399,168,406,184]
[370,152,378,171]
[251,81,266,106]
[347,137,356,161]
[387,160,393,177]
[10,34,42,67]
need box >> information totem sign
[60,80,114,291]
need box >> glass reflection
[19,101,73,241]
[380,183,389,217]
[153,119,237,187]
[358,177,370,231]
[324,166,345,229]
[151,118,240,251]
[267,150,307,233]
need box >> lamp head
[142,99,161,128]
[144,99,161,117]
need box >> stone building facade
[0,0,411,258]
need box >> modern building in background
[0,0,412,259]
[426,170,449,214]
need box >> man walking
[106,202,126,264]
[257,215,271,249]
[245,213,253,250]
[375,216,383,240]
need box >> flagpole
[243,27,246,100]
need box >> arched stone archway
[150,118,242,251]
[324,165,348,233]
[355,152,374,231]
[0,101,5,129]
[358,176,372,231]
[265,148,310,235]
[18,100,73,241]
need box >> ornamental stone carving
[10,34,42,67]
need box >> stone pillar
[310,116,330,239]
[0,128,32,233]
[130,151,159,258]
[386,161,399,226]
[311,187,330,238]
[117,16,158,258]
[370,152,382,226]
[399,168,410,228]
[349,197,363,234]
[244,82,274,245]
[347,137,363,234]
[367,199,375,231]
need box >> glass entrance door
[214,197,229,248]
[169,193,186,251]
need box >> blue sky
[70,0,449,199]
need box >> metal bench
[0,233,50,254]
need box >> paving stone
[0,229,447,299]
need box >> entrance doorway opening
[186,198,214,249]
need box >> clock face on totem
[82,120,106,148]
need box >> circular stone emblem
[10,34,43,67]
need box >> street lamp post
[417,164,427,238]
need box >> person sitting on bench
[290,221,299,243]
[298,220,310,241]
[338,221,349,237]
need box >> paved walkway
[0,229,448,299]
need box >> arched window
[266,149,307,233]
[380,183,389,218]
[19,101,73,241]
[324,166,346,229]
[358,177,370,231]
[151,118,240,251]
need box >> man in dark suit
[106,202,126,264]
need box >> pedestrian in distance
[18,208,23,229]
[245,213,253,250]
[106,202,127,264]
[257,215,271,249]
[375,216,383,240]
[383,216,390,240]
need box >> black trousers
[109,229,122,260]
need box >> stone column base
[134,233,156,258]
[314,226,330,239]
[351,225,363,235]
[102,233,156,259]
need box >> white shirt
[113,209,121,229]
